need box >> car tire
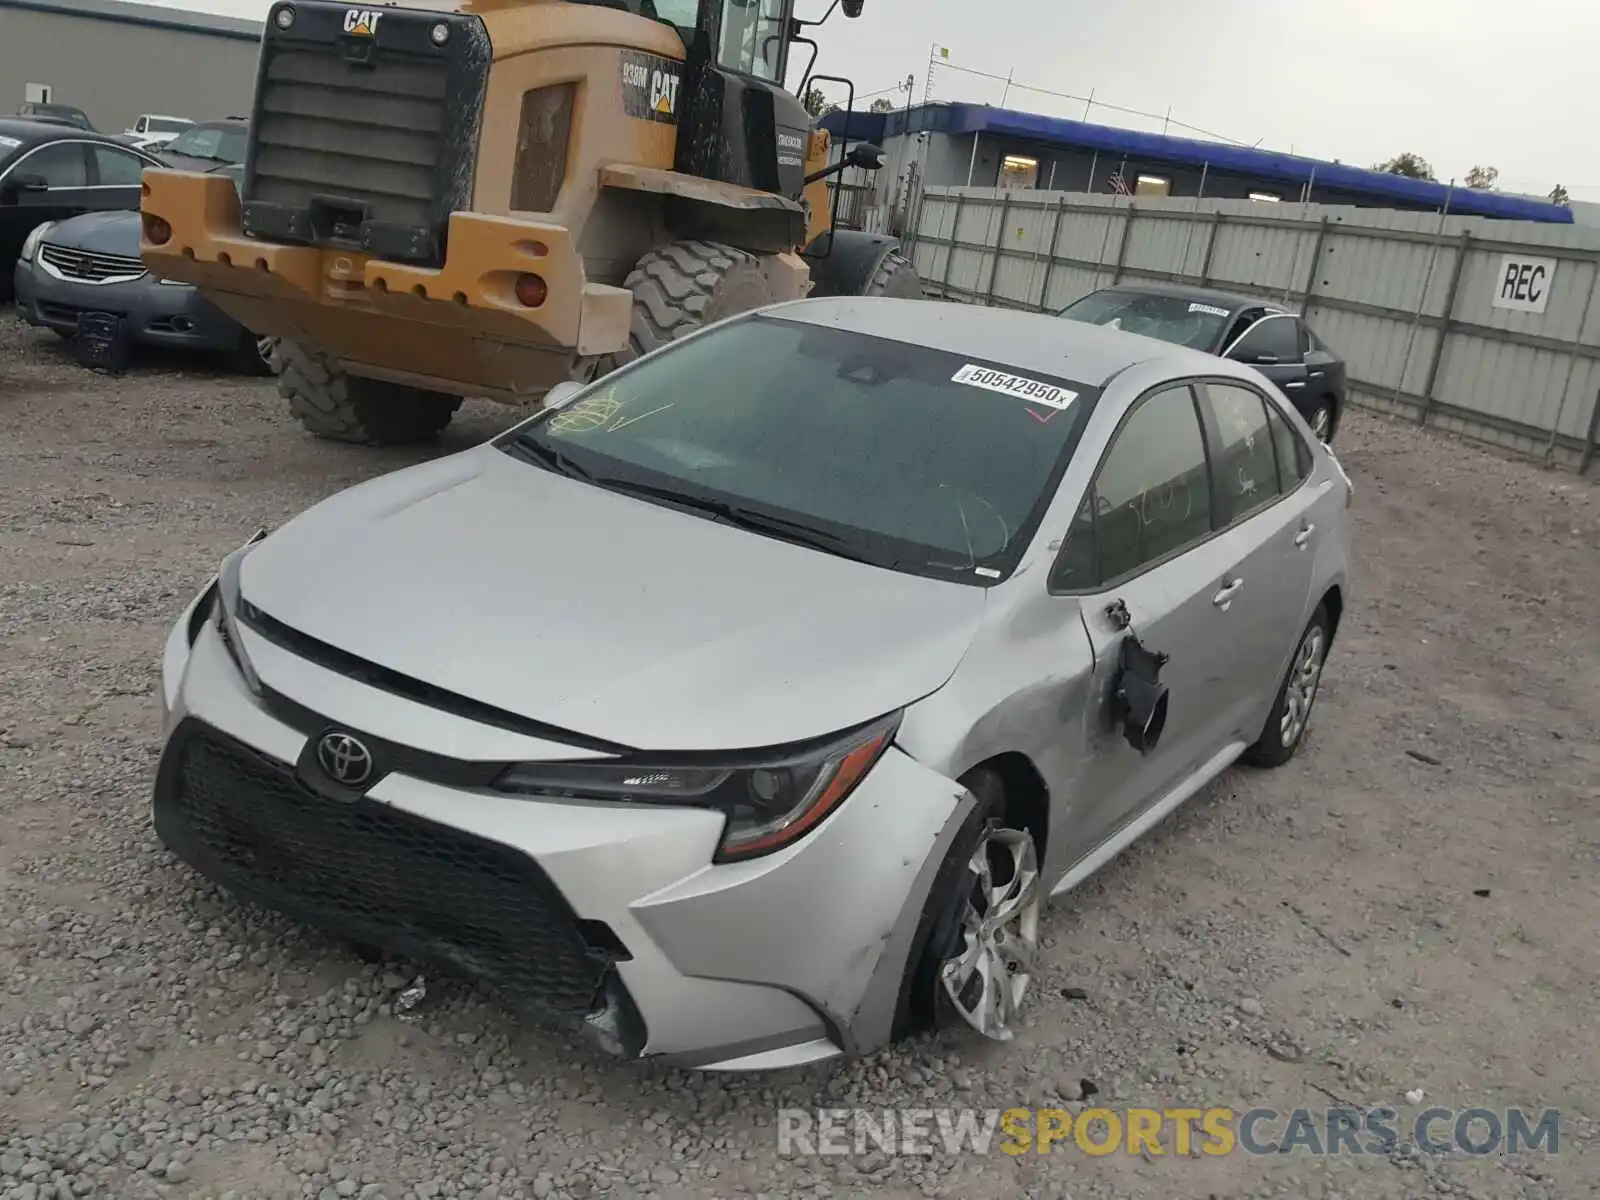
[858,250,924,299]
[893,766,1041,1045]
[277,339,462,446]
[232,330,276,377]
[1243,604,1331,768]
[1307,397,1337,444]
[598,239,777,375]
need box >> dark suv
[1059,283,1348,443]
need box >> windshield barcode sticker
[1188,302,1231,317]
[951,364,1078,411]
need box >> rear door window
[1202,381,1284,525]
[92,145,149,185]
[1264,396,1313,493]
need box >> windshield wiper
[589,477,886,562]
[501,435,594,482]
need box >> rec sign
[1492,254,1557,314]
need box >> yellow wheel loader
[138,0,922,445]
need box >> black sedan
[12,163,271,374]
[1059,283,1348,442]
[0,119,165,303]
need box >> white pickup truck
[123,114,192,148]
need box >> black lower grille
[154,721,622,1024]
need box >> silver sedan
[152,297,1353,1070]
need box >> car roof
[765,296,1226,388]
[0,118,114,144]
[1086,281,1288,314]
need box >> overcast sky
[161,0,1599,200]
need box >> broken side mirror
[1112,632,1170,755]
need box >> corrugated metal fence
[904,186,1600,472]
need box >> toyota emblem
[316,731,373,787]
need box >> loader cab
[573,0,855,202]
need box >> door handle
[1212,577,1244,607]
[1294,522,1315,548]
[1285,381,1306,389]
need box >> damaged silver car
[152,297,1353,1069]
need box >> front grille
[39,243,146,283]
[241,4,491,266]
[154,721,618,1021]
[253,49,447,232]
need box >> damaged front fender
[627,747,974,1058]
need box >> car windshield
[147,117,191,134]
[497,314,1098,584]
[1060,290,1233,351]
[166,124,245,162]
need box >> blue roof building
[821,102,1573,225]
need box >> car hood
[40,209,140,255]
[238,447,988,752]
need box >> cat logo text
[343,8,382,36]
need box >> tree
[1549,183,1571,207]
[1463,164,1499,190]
[869,97,895,113]
[1374,152,1435,181]
[802,88,840,119]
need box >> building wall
[0,7,260,132]
[862,130,1479,227]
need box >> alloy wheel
[939,825,1040,1041]
[1279,625,1327,747]
[1311,404,1333,442]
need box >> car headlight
[493,713,901,862]
[19,221,56,263]
[213,529,269,693]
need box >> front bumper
[13,257,243,352]
[139,170,634,401]
[156,586,973,1068]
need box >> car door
[88,144,154,209]
[0,141,95,270]
[1045,381,1244,859]
[1224,313,1311,408]
[1193,378,1321,740]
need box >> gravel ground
[1,318,1596,1200]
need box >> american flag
[1108,171,1132,196]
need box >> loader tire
[858,250,924,299]
[603,240,777,373]
[277,340,462,446]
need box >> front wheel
[1307,397,1337,444]
[895,767,1041,1044]
[276,339,462,446]
[600,240,777,375]
[231,329,276,377]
